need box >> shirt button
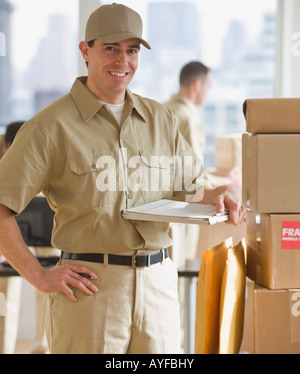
[127,192,132,199]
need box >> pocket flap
[139,151,172,169]
[69,153,112,175]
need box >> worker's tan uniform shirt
[0,77,207,254]
[164,94,205,160]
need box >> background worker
[165,60,242,189]
[0,4,246,354]
[165,61,211,162]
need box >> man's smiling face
[81,38,140,104]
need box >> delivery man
[0,4,246,353]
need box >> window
[0,0,79,131]
[1,0,278,168]
[204,106,217,127]
[226,105,238,129]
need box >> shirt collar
[70,76,146,124]
[124,89,146,123]
[171,93,194,109]
[70,77,101,123]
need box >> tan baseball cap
[85,3,151,50]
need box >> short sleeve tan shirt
[0,77,207,253]
[164,94,206,160]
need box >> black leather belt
[61,249,169,268]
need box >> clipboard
[121,199,229,225]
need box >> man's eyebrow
[103,42,141,49]
[129,44,141,50]
[103,42,121,47]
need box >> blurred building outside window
[0,0,79,132]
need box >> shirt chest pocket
[137,151,174,202]
[69,153,118,208]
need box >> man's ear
[79,41,89,63]
[193,78,202,92]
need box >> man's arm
[190,184,246,225]
[0,203,98,302]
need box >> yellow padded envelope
[194,238,232,354]
[219,239,246,354]
[194,238,246,354]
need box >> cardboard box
[242,133,300,213]
[253,284,300,354]
[207,167,242,192]
[196,221,246,258]
[214,134,242,172]
[243,98,300,133]
[246,211,300,289]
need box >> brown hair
[85,40,95,68]
[179,61,210,87]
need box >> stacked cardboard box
[242,98,300,354]
[253,285,300,354]
[214,134,242,173]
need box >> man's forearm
[0,203,45,289]
[0,203,98,301]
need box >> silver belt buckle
[132,254,151,267]
[132,255,137,268]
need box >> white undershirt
[100,100,125,126]
[99,100,127,190]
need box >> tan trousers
[46,254,181,354]
[30,247,60,354]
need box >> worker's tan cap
[85,3,151,50]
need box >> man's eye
[105,46,115,51]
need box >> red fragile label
[281,221,300,249]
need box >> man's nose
[115,51,127,67]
